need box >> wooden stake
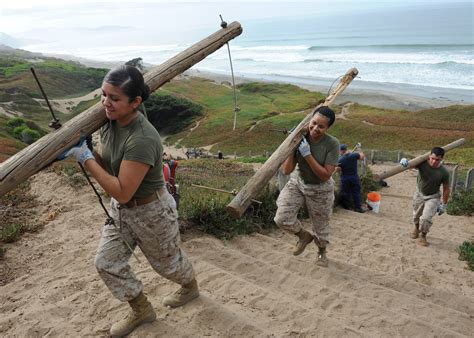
[373,138,466,181]
[191,183,262,204]
[0,22,243,197]
[226,68,359,218]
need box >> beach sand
[0,65,473,336]
[187,69,473,112]
[0,164,472,336]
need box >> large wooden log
[0,22,243,197]
[373,138,466,181]
[226,67,359,218]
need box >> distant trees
[125,57,144,72]
[145,92,203,135]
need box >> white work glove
[437,203,447,215]
[58,138,94,165]
[298,137,311,157]
[399,158,409,168]
[355,142,362,150]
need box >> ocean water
[23,2,473,95]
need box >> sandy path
[0,165,472,336]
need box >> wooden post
[226,67,359,218]
[373,138,466,181]
[450,165,459,195]
[465,168,474,191]
[0,22,243,197]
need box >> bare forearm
[282,154,297,175]
[83,159,128,203]
[442,184,450,204]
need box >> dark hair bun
[141,84,150,102]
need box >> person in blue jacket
[337,143,365,213]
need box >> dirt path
[0,165,472,336]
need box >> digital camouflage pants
[413,190,441,234]
[95,190,195,302]
[274,175,335,246]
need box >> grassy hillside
[0,47,107,129]
[159,77,473,166]
[0,49,472,167]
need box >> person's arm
[441,182,450,204]
[84,159,150,204]
[282,153,297,175]
[358,151,365,161]
[92,149,106,169]
[302,155,336,181]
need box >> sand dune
[0,165,472,336]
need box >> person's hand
[58,138,94,165]
[298,137,311,157]
[437,203,447,215]
[399,158,409,168]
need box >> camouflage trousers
[413,189,441,234]
[274,174,335,245]
[95,189,195,302]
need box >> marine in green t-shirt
[296,133,339,184]
[410,146,451,247]
[101,113,165,198]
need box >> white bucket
[367,192,381,213]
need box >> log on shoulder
[226,67,359,218]
[373,138,466,181]
[0,22,243,198]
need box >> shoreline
[186,69,473,111]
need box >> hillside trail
[0,164,472,336]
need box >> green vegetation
[5,117,46,144]
[457,241,474,271]
[161,78,323,154]
[0,181,42,244]
[0,49,107,130]
[447,189,474,216]
[145,92,204,135]
[70,97,100,116]
[178,159,278,239]
[238,156,268,164]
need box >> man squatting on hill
[274,106,339,267]
[336,142,365,213]
[401,147,450,246]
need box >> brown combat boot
[293,229,314,256]
[163,278,200,308]
[110,292,156,337]
[419,232,429,247]
[316,247,329,267]
[411,225,420,239]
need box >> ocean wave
[308,43,474,50]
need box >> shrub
[145,93,204,135]
[458,241,474,271]
[20,128,40,144]
[6,117,26,128]
[447,189,474,216]
[12,125,27,139]
[0,223,23,243]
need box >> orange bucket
[367,192,381,213]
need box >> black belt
[122,188,165,208]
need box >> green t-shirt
[296,133,339,184]
[416,160,450,195]
[100,113,164,198]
